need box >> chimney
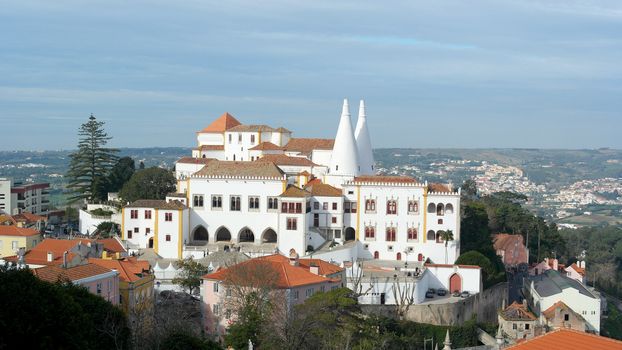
[62,251,68,268]
[47,251,54,262]
[553,258,558,271]
[580,260,586,269]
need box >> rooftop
[228,124,287,133]
[304,182,342,197]
[507,328,622,350]
[352,175,418,184]
[193,160,284,179]
[280,185,310,198]
[249,142,284,151]
[125,199,187,210]
[33,263,115,283]
[256,154,318,167]
[199,112,241,133]
[528,269,597,299]
[176,156,216,165]
[499,301,537,321]
[284,138,334,154]
[89,257,150,283]
[0,226,40,237]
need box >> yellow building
[89,257,155,316]
[0,226,41,258]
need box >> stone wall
[361,282,508,326]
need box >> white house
[523,270,601,333]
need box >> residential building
[202,250,344,336]
[523,270,600,333]
[0,178,50,215]
[32,263,119,305]
[498,301,538,341]
[507,328,622,350]
[0,226,41,259]
[541,300,587,333]
[529,258,565,276]
[493,234,529,267]
[90,257,154,316]
[565,261,587,284]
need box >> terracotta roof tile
[177,157,216,165]
[13,212,47,223]
[428,183,453,192]
[96,238,126,253]
[284,138,334,155]
[195,145,225,151]
[203,254,343,288]
[280,185,310,198]
[200,112,241,132]
[228,124,276,132]
[500,301,537,321]
[568,263,586,276]
[0,214,17,225]
[89,258,150,283]
[33,263,115,283]
[507,328,622,350]
[193,160,284,179]
[125,199,187,210]
[257,154,317,166]
[304,183,342,197]
[0,226,40,237]
[249,142,284,151]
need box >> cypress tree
[66,114,118,202]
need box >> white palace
[121,100,461,265]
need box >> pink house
[565,262,587,284]
[32,263,120,305]
[493,234,529,266]
[202,250,344,336]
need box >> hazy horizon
[1,1,621,151]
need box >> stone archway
[192,225,208,242]
[345,227,356,241]
[215,226,232,242]
[238,227,255,243]
[262,228,277,243]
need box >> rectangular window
[386,200,397,215]
[238,134,242,143]
[128,230,133,239]
[134,227,139,233]
[293,290,299,300]
[165,213,173,221]
[146,227,151,234]
[331,216,337,224]
[408,200,419,214]
[130,210,138,219]
[525,324,530,330]
[350,201,357,213]
[12,241,18,250]
[268,197,279,211]
[251,134,256,143]
[513,323,517,330]
[323,202,328,210]
[213,282,219,293]
[228,134,232,143]
[249,196,260,210]
[564,314,569,321]
[145,210,152,219]
[386,227,396,242]
[230,196,241,211]
[97,283,102,294]
[166,235,171,241]
[211,195,222,209]
[193,195,204,207]
[295,203,302,214]
[286,218,298,230]
[332,202,337,210]
[313,202,319,210]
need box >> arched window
[386,200,397,215]
[436,230,445,243]
[364,226,375,239]
[396,252,402,261]
[407,228,417,240]
[436,203,444,216]
[445,203,454,214]
[373,251,379,259]
[427,203,436,213]
[385,227,396,242]
[427,230,435,241]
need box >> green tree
[66,114,118,203]
[160,331,222,350]
[108,157,136,193]
[172,257,209,295]
[456,250,504,289]
[96,221,120,238]
[119,167,176,202]
[439,229,455,264]
[0,268,130,350]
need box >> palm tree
[440,229,455,264]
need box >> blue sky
[1,0,621,150]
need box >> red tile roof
[0,226,40,237]
[284,138,334,154]
[13,212,47,223]
[304,182,342,197]
[33,263,115,283]
[249,142,284,151]
[200,112,241,132]
[428,183,453,193]
[89,257,150,283]
[97,238,126,253]
[194,160,284,178]
[500,301,537,321]
[507,328,622,350]
[203,254,343,288]
[568,263,586,276]
[493,234,529,265]
[257,154,317,167]
[177,157,216,165]
[195,145,225,151]
[280,185,310,198]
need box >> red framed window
[165,213,173,221]
[331,217,337,224]
[145,210,152,219]
[407,228,417,240]
[365,226,375,239]
[386,227,396,241]
[166,235,171,241]
[386,200,397,215]
[130,210,138,219]
[332,202,337,210]
[286,218,297,230]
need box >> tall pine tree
[66,114,118,202]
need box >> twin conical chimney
[329,99,360,177]
[354,100,374,175]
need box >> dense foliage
[224,288,481,350]
[160,331,222,350]
[119,167,176,203]
[0,268,130,350]
[107,156,136,193]
[172,257,210,295]
[66,114,119,202]
[455,250,505,289]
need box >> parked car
[460,291,470,298]
[452,290,461,297]
[437,289,447,296]
[427,288,436,294]
[425,291,435,298]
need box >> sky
[0,0,621,150]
